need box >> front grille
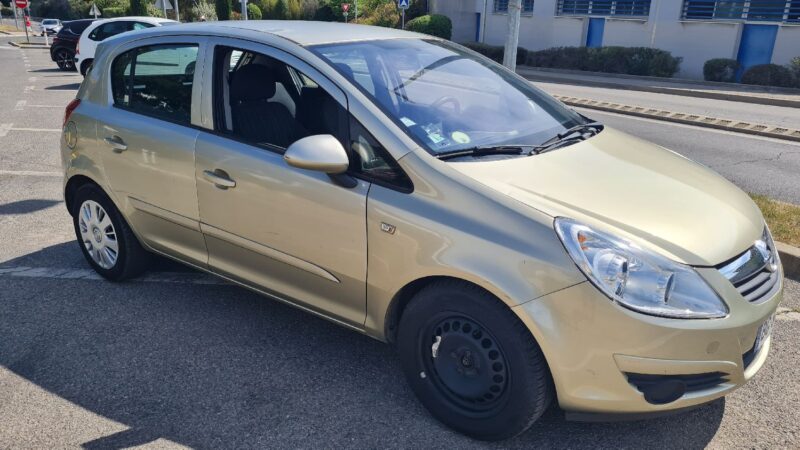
[717,230,780,304]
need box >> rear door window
[111,44,199,125]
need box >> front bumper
[512,267,782,416]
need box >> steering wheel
[431,96,461,115]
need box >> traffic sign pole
[397,0,409,28]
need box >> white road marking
[23,85,34,93]
[14,100,26,111]
[4,126,61,132]
[0,265,227,285]
[0,123,11,137]
[28,76,36,82]
[777,307,800,321]
[0,170,61,177]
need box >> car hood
[448,127,764,266]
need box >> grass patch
[750,194,800,247]
[0,24,20,32]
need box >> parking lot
[1,37,799,448]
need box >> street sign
[398,0,409,9]
[341,3,350,12]
[14,0,28,9]
[155,0,174,10]
[88,3,101,17]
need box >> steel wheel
[78,200,119,270]
[422,315,510,415]
[55,49,75,71]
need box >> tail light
[63,98,81,127]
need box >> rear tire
[72,184,150,281]
[397,280,553,441]
[79,59,92,77]
[55,48,75,71]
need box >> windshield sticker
[427,132,446,145]
[451,131,470,144]
[400,117,416,127]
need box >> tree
[129,0,148,16]
[247,2,261,18]
[215,0,231,19]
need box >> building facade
[431,0,800,80]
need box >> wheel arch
[384,275,509,346]
[64,174,101,216]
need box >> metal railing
[556,0,652,17]
[682,0,800,22]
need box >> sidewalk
[517,67,800,108]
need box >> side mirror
[284,135,349,175]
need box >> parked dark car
[50,19,95,71]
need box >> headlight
[554,217,728,319]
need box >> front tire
[79,59,92,77]
[72,184,150,281]
[397,281,553,441]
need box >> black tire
[71,184,150,281]
[79,59,92,77]
[397,280,553,441]
[54,48,75,71]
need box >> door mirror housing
[284,135,349,175]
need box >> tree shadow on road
[0,242,725,449]
[0,199,61,215]
[44,83,80,90]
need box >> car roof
[90,16,177,27]
[111,20,430,47]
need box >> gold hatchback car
[61,22,783,440]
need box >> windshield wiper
[435,145,533,160]
[527,121,603,155]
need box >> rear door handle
[104,135,128,153]
[203,169,236,189]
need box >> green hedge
[102,6,126,17]
[703,58,739,83]
[741,64,795,88]
[405,14,451,40]
[459,42,528,66]
[527,46,681,77]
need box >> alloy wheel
[56,49,75,71]
[78,200,119,269]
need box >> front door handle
[203,169,236,189]
[104,135,128,153]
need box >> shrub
[790,56,800,88]
[128,0,148,16]
[215,0,231,20]
[191,0,217,20]
[405,14,451,39]
[741,64,795,88]
[312,4,336,21]
[247,2,262,18]
[526,46,681,77]
[703,58,739,82]
[102,6,125,17]
[460,42,529,66]
[357,3,400,28]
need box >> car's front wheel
[397,281,553,441]
[54,48,75,71]
[72,184,150,281]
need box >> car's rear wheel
[397,281,553,441]
[79,59,92,77]
[72,184,150,281]
[55,48,75,71]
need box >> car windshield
[43,20,58,25]
[312,39,585,156]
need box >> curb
[8,41,49,49]
[521,69,800,109]
[554,94,800,143]
[777,242,800,282]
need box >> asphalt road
[1,38,799,449]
